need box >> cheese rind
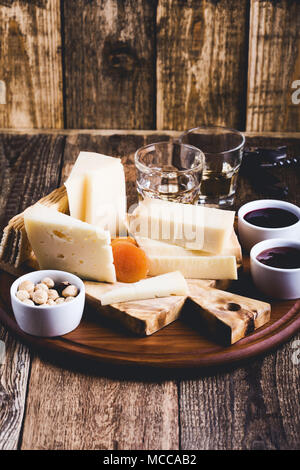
[99,271,188,305]
[65,151,127,236]
[148,255,237,280]
[24,204,116,283]
[129,198,235,253]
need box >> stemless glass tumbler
[135,141,204,204]
[179,126,245,207]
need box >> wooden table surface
[0,129,299,450]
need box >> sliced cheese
[128,198,235,253]
[148,255,237,280]
[64,151,127,236]
[24,204,116,283]
[64,151,107,220]
[99,271,188,306]
[135,230,242,265]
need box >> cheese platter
[0,150,299,374]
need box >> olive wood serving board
[0,262,299,373]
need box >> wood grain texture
[0,133,65,232]
[20,356,178,450]
[156,0,249,130]
[1,128,300,139]
[63,0,156,129]
[85,280,187,336]
[247,0,300,131]
[0,0,63,128]
[0,325,30,450]
[0,132,65,449]
[180,333,300,450]
[187,286,271,345]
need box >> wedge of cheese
[99,271,188,305]
[135,230,242,266]
[128,198,235,253]
[24,204,116,283]
[64,151,127,236]
[148,255,237,279]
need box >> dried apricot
[111,236,138,247]
[112,241,149,283]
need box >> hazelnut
[41,277,55,288]
[34,283,49,292]
[32,289,48,305]
[22,299,35,306]
[16,290,30,302]
[55,297,65,305]
[18,280,34,294]
[64,296,74,303]
[29,291,35,300]
[62,285,78,298]
[48,289,59,301]
[47,299,55,306]
[54,281,71,296]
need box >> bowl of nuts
[10,270,85,337]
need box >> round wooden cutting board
[0,266,299,374]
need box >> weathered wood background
[0,0,299,131]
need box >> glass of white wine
[179,126,245,207]
[135,141,204,204]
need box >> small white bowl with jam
[238,199,300,252]
[250,239,300,299]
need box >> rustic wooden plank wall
[156,0,249,130]
[63,0,156,129]
[247,0,300,131]
[0,0,299,131]
[0,0,63,128]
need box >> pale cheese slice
[99,271,188,306]
[135,230,242,265]
[128,198,235,253]
[24,204,116,283]
[148,255,237,280]
[64,151,127,236]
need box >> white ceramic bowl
[238,199,300,252]
[10,270,85,337]
[250,239,300,300]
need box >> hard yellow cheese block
[24,204,116,283]
[128,198,235,253]
[65,151,127,236]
